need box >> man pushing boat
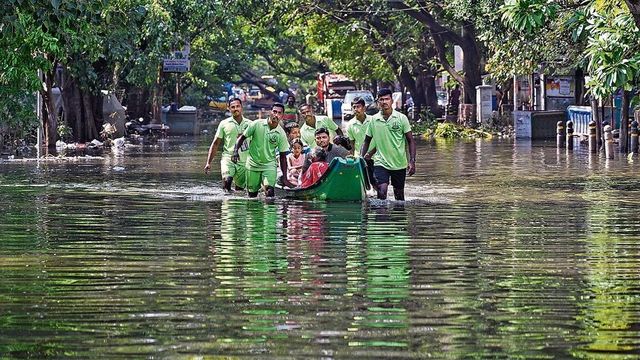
[232,103,294,198]
[360,88,416,201]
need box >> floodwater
[1,137,639,359]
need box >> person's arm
[360,135,372,159]
[326,117,343,137]
[301,154,312,173]
[204,138,222,174]
[231,134,247,163]
[348,140,356,155]
[280,152,294,187]
[405,131,416,176]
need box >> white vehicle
[341,90,376,121]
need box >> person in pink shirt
[286,139,305,186]
[299,147,329,189]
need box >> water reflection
[1,137,640,358]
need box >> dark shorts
[373,166,406,189]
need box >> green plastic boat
[276,157,370,201]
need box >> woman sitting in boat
[298,147,329,189]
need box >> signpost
[163,48,190,73]
[162,59,190,73]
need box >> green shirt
[346,115,373,157]
[300,115,339,146]
[214,116,252,161]
[365,110,412,170]
[243,119,289,171]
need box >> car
[341,90,376,121]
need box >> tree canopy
[2,0,640,145]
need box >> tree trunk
[81,89,99,141]
[422,72,441,117]
[590,96,603,148]
[624,0,640,30]
[151,64,164,124]
[61,71,84,141]
[620,90,631,153]
[460,30,482,105]
[40,70,58,149]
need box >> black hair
[284,121,300,134]
[290,138,303,148]
[314,127,330,136]
[351,96,365,106]
[311,147,327,162]
[377,88,393,99]
[227,97,242,106]
[272,102,285,112]
[333,135,352,151]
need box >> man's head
[227,97,243,118]
[351,96,366,117]
[269,102,285,128]
[377,88,393,113]
[314,127,330,148]
[299,103,314,121]
[286,95,296,107]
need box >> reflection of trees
[347,205,411,349]
[572,192,640,358]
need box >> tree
[501,0,640,151]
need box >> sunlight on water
[0,137,639,358]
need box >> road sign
[163,59,190,73]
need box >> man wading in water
[232,103,294,197]
[360,88,416,201]
[203,97,251,193]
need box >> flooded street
[1,137,639,358]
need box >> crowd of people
[204,88,416,200]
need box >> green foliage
[501,0,558,34]
[423,122,491,139]
[498,0,640,100]
[583,0,640,98]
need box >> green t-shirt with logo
[243,119,289,171]
[365,110,411,170]
[346,115,375,156]
[214,116,252,162]
[300,115,339,146]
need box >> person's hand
[204,163,211,174]
[283,179,295,188]
[407,161,416,176]
[363,152,372,161]
[231,151,239,163]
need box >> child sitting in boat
[286,139,305,186]
[299,147,329,189]
[284,123,309,155]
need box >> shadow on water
[0,137,639,358]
